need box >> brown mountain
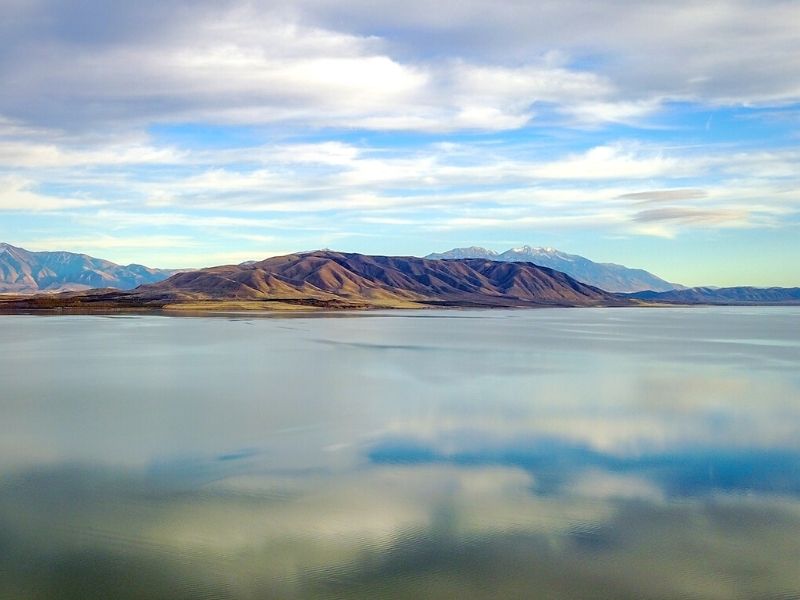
[0,251,627,311]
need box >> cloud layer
[3,0,800,133]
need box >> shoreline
[1,301,799,319]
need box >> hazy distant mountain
[0,243,176,293]
[0,251,628,310]
[626,286,800,305]
[426,245,681,293]
[426,246,500,260]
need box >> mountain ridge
[0,243,177,293]
[2,250,798,311]
[625,286,800,305]
[425,245,682,293]
[0,250,628,310]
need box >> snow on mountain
[425,246,500,260]
[425,246,682,293]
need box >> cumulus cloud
[0,2,621,133]
[5,0,797,134]
[298,0,800,106]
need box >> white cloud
[567,470,665,502]
[563,100,662,125]
[4,0,758,134]
[531,146,684,180]
[0,140,185,168]
[1,0,798,140]
[17,234,197,252]
[297,0,800,107]
[2,132,799,244]
[0,176,106,211]
[5,7,581,133]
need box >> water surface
[1,307,799,599]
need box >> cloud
[79,210,297,231]
[0,2,620,133]
[427,213,625,232]
[633,207,751,225]
[7,0,798,135]
[16,234,198,252]
[619,189,708,202]
[0,1,797,267]
[0,5,420,130]
[298,0,800,107]
[530,146,684,180]
[566,470,665,502]
[562,99,662,125]
[3,462,800,598]
[0,139,185,168]
[0,176,106,211]
[2,136,798,246]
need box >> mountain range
[0,250,626,310]
[0,242,682,296]
[425,246,681,293]
[626,287,800,305]
[1,244,798,311]
[0,243,175,293]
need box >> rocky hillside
[0,251,628,310]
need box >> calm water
[1,307,799,599]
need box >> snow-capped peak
[510,245,558,255]
[425,244,680,292]
[460,246,496,254]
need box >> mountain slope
[0,243,175,293]
[426,245,681,293]
[626,286,800,305]
[141,251,625,306]
[0,251,628,310]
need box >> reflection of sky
[1,308,800,598]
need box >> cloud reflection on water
[1,308,799,598]
[2,462,800,599]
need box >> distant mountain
[0,251,629,310]
[0,243,176,293]
[426,246,500,260]
[626,286,800,305]
[426,245,681,293]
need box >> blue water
[1,307,799,598]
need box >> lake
[1,307,799,599]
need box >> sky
[0,0,799,287]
